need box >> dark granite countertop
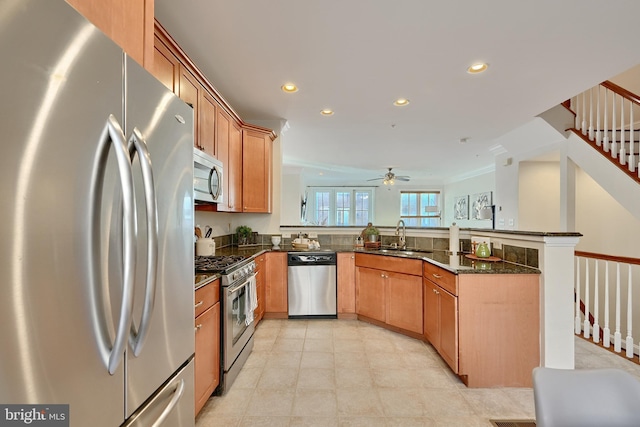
[214,244,540,275]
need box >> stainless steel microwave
[194,148,223,204]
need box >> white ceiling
[155,0,640,183]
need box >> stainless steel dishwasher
[287,252,337,318]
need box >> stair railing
[570,81,640,182]
[575,251,640,360]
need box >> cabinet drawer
[194,278,220,317]
[423,262,457,295]
[355,253,422,276]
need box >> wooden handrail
[575,251,640,266]
[601,80,640,106]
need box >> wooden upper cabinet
[242,129,272,213]
[178,66,200,150]
[199,88,217,157]
[151,35,180,93]
[66,0,153,68]
[215,107,230,211]
[228,120,243,212]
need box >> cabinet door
[194,301,220,415]
[199,89,217,157]
[386,272,423,334]
[337,252,356,314]
[265,252,287,314]
[439,288,458,373]
[242,129,272,213]
[178,66,199,150]
[423,280,440,347]
[355,267,386,323]
[151,35,180,93]
[228,120,243,212]
[66,0,152,67]
[254,254,266,324]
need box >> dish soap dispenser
[475,242,491,258]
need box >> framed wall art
[453,195,469,220]
[471,191,492,220]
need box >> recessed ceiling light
[320,109,334,116]
[281,83,298,93]
[393,98,410,107]
[467,62,488,74]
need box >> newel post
[540,235,581,368]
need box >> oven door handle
[228,273,257,294]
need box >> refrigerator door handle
[128,127,159,357]
[99,114,137,375]
[151,379,184,427]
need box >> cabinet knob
[195,324,202,332]
[380,273,385,278]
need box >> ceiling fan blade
[366,177,383,181]
[396,177,411,181]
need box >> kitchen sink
[377,248,433,257]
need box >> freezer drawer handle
[151,379,185,427]
[128,127,159,357]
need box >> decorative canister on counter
[196,238,216,256]
[475,242,491,258]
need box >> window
[307,187,374,226]
[400,191,441,227]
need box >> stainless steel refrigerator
[0,1,195,425]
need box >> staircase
[569,81,640,185]
[565,80,640,364]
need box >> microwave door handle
[128,127,159,357]
[208,166,221,200]
[94,115,137,375]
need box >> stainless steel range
[195,255,257,394]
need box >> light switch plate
[308,232,318,238]
[281,232,291,238]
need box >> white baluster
[574,95,580,130]
[588,87,595,140]
[626,265,633,358]
[582,91,587,134]
[575,257,582,334]
[615,262,622,352]
[604,261,611,347]
[612,93,618,158]
[620,96,626,165]
[584,258,591,339]
[603,88,610,152]
[629,100,635,172]
[593,259,600,343]
[596,86,601,145]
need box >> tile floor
[196,319,640,427]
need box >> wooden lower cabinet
[355,266,386,322]
[194,279,220,416]
[254,253,266,325]
[355,253,423,335]
[423,279,458,372]
[337,252,356,315]
[265,252,288,316]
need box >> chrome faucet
[395,219,406,250]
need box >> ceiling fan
[366,168,410,185]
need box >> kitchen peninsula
[211,240,541,388]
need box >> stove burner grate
[195,255,247,272]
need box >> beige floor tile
[421,389,476,417]
[377,388,427,417]
[414,366,462,389]
[385,417,437,426]
[332,328,362,340]
[334,368,373,389]
[245,388,294,416]
[363,338,397,353]
[304,338,334,352]
[460,388,527,419]
[196,414,241,427]
[243,351,269,369]
[371,367,423,388]
[336,388,384,417]
[301,351,335,369]
[297,367,336,389]
[257,366,298,389]
[265,351,302,368]
[337,416,386,426]
[432,416,494,427]
[333,338,365,353]
[279,327,307,339]
[333,352,368,369]
[233,366,263,389]
[201,387,252,416]
[292,389,338,417]
[289,416,339,427]
[306,328,334,339]
[504,388,536,418]
[238,416,291,427]
[367,351,407,369]
[273,337,305,352]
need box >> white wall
[519,161,561,231]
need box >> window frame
[306,186,375,226]
[400,190,441,227]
